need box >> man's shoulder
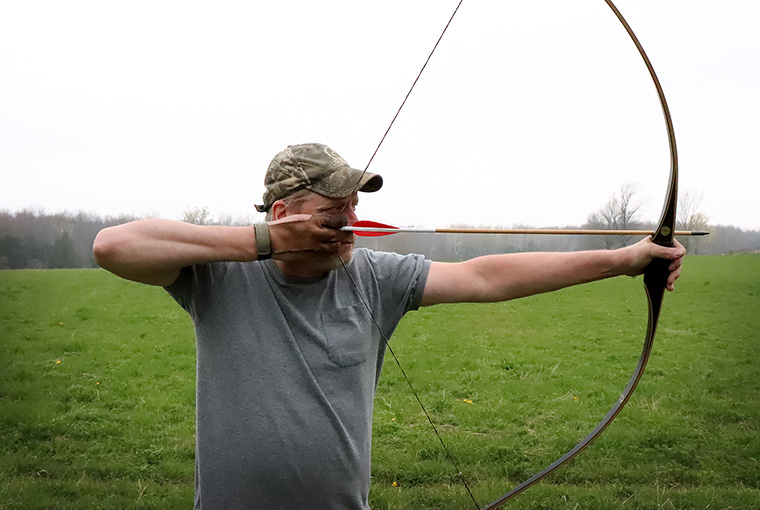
[348,248,431,312]
[350,248,430,280]
[352,247,425,264]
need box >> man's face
[286,192,359,268]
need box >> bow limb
[481,1,678,508]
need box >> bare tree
[585,184,643,249]
[216,213,235,226]
[677,191,709,254]
[182,206,211,225]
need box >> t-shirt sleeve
[360,249,431,315]
[164,262,222,323]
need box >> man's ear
[270,200,288,221]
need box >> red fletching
[350,220,399,237]
[353,220,397,229]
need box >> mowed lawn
[1,254,758,509]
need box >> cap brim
[356,171,383,193]
[307,167,383,198]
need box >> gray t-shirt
[166,248,430,510]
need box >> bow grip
[642,230,674,324]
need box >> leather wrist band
[253,222,271,260]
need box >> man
[93,143,685,510]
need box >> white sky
[1,0,758,230]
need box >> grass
[1,254,759,509]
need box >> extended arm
[421,237,685,306]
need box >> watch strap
[253,222,271,260]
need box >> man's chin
[330,244,354,269]
[340,242,354,259]
[306,245,353,273]
[274,245,354,277]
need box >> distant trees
[47,231,78,268]
[584,184,644,249]
[0,235,45,269]
[0,232,77,269]
[181,207,247,226]
[0,210,137,270]
[677,191,710,254]
[182,206,211,225]
[704,225,760,255]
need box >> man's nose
[346,208,358,225]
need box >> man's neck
[272,259,333,279]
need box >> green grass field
[1,255,759,509]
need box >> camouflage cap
[255,143,383,213]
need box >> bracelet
[253,222,271,260]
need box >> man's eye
[323,202,356,215]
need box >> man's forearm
[93,218,258,286]
[423,248,633,306]
[467,249,626,302]
[423,237,684,307]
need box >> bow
[342,0,678,507]
[480,2,679,506]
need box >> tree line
[0,197,757,270]
[0,210,138,270]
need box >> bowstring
[349,0,466,194]
[339,2,480,508]
[337,257,480,510]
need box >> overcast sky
[1,0,758,230]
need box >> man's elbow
[92,227,121,270]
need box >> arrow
[342,220,709,237]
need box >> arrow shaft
[341,226,707,236]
